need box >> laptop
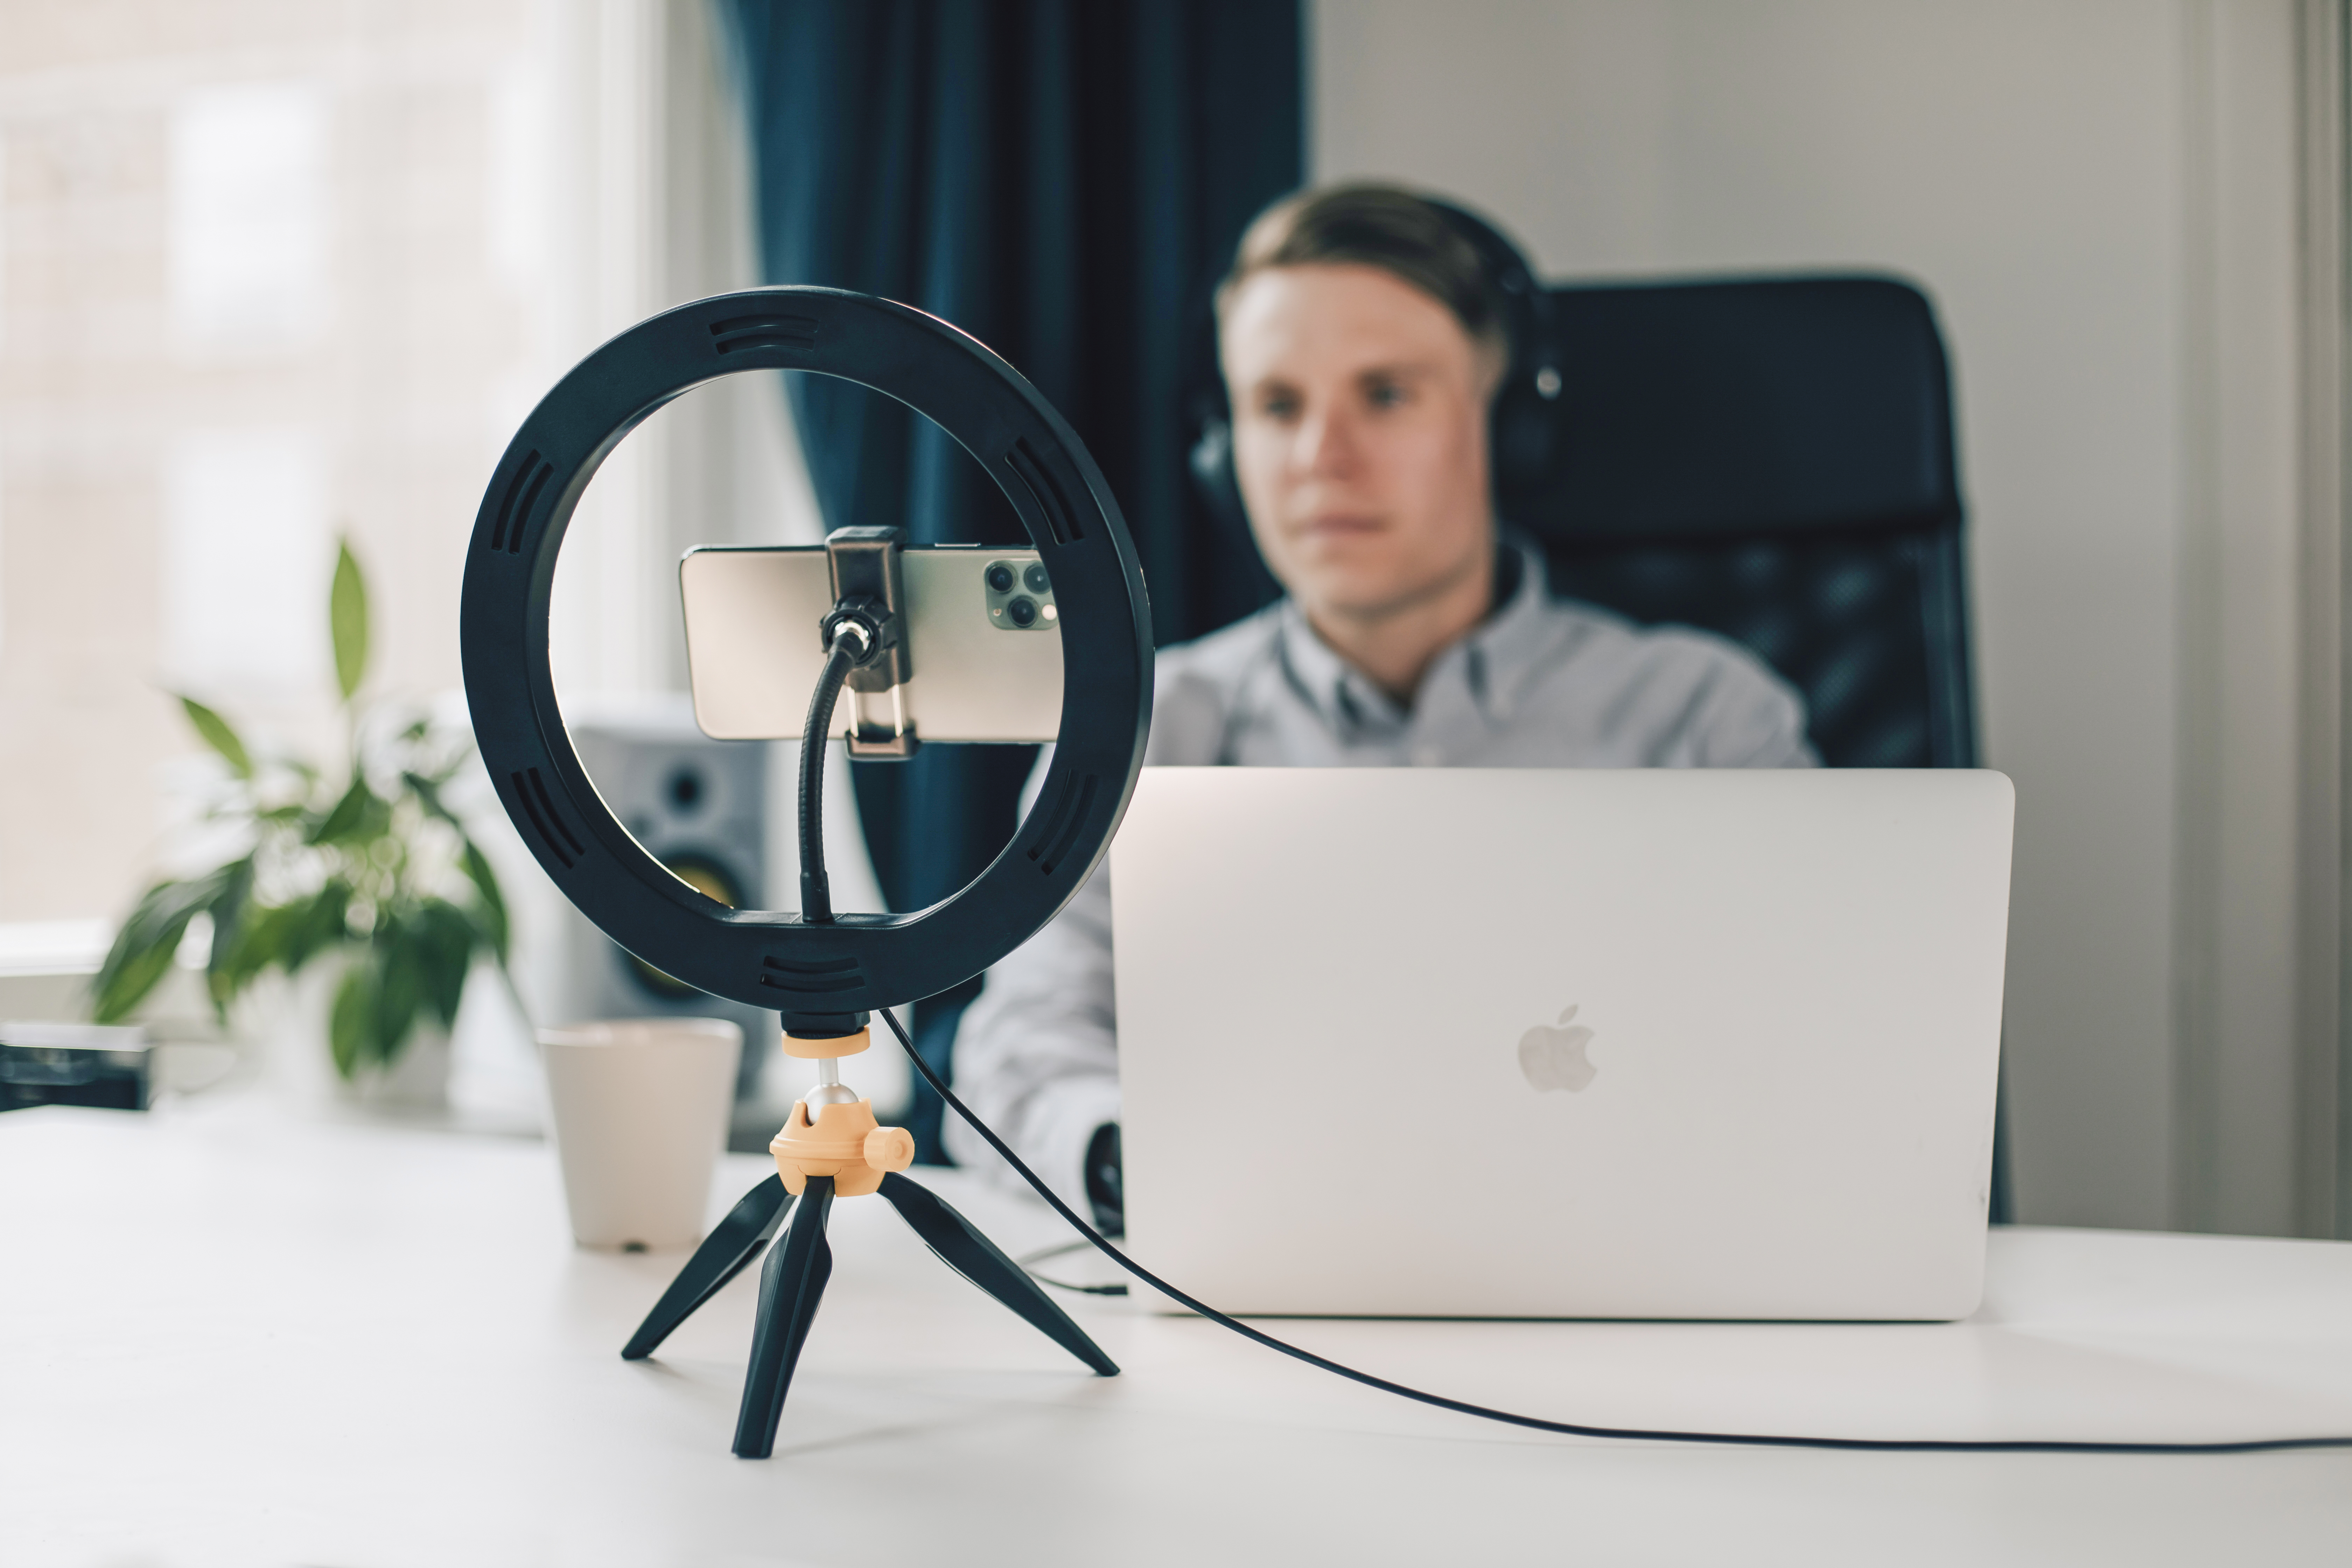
[1109,767,2014,1321]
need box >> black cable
[797,632,860,923]
[1017,1239,1130,1296]
[875,1004,2352,1456]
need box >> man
[946,184,1814,1221]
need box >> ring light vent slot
[1006,438,1081,545]
[490,452,554,554]
[511,768,584,867]
[709,312,819,356]
[1023,772,1099,876]
[759,953,866,997]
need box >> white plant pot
[340,1023,452,1112]
[250,967,334,1110]
[251,961,455,1116]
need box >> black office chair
[1521,274,2008,1218]
[1525,275,1974,770]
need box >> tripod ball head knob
[863,1127,915,1173]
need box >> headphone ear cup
[1189,415,1251,539]
[1489,381,1559,510]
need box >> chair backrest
[1522,275,1975,768]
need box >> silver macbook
[1109,768,2014,1321]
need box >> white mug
[538,1018,742,1250]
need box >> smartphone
[679,544,1064,743]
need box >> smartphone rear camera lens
[1023,563,1051,595]
[986,563,1016,594]
[1007,596,1038,628]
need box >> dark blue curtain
[719,0,1303,1160]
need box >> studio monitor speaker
[547,701,779,1129]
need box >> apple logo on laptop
[1518,1006,1598,1093]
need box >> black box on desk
[0,1022,153,1112]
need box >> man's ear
[1474,332,1510,408]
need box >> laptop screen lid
[1110,768,2013,1320]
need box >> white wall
[1313,0,2317,1231]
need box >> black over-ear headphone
[1184,196,1563,539]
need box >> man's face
[1219,262,1498,623]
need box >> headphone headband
[1420,198,1563,399]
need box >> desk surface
[7,1098,2352,1568]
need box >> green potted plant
[91,539,514,1100]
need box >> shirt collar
[1464,533,1559,702]
[1273,536,1555,736]
[1276,596,1399,736]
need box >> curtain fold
[720,0,1302,1160]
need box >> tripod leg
[733,1176,834,1459]
[621,1174,792,1361]
[878,1172,1119,1377]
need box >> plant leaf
[212,898,295,1005]
[329,965,373,1080]
[286,881,354,972]
[310,776,388,846]
[402,769,455,825]
[457,840,509,965]
[371,916,424,1069]
[331,538,370,705]
[404,768,510,970]
[179,696,253,779]
[201,858,257,1020]
[413,898,475,1030]
[89,871,231,1023]
[213,881,355,1008]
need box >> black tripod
[621,1162,1118,1458]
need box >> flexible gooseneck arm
[796,625,863,924]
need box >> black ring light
[460,287,1153,1032]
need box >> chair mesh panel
[1547,528,1943,769]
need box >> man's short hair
[1216,183,1511,366]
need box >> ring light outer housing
[460,288,1153,1032]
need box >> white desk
[6,1098,2352,1567]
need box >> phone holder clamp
[819,525,919,760]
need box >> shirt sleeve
[940,854,1122,1206]
[1696,654,1819,768]
[1638,629,1820,769]
[943,649,1240,1200]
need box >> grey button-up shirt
[943,543,1817,1201]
